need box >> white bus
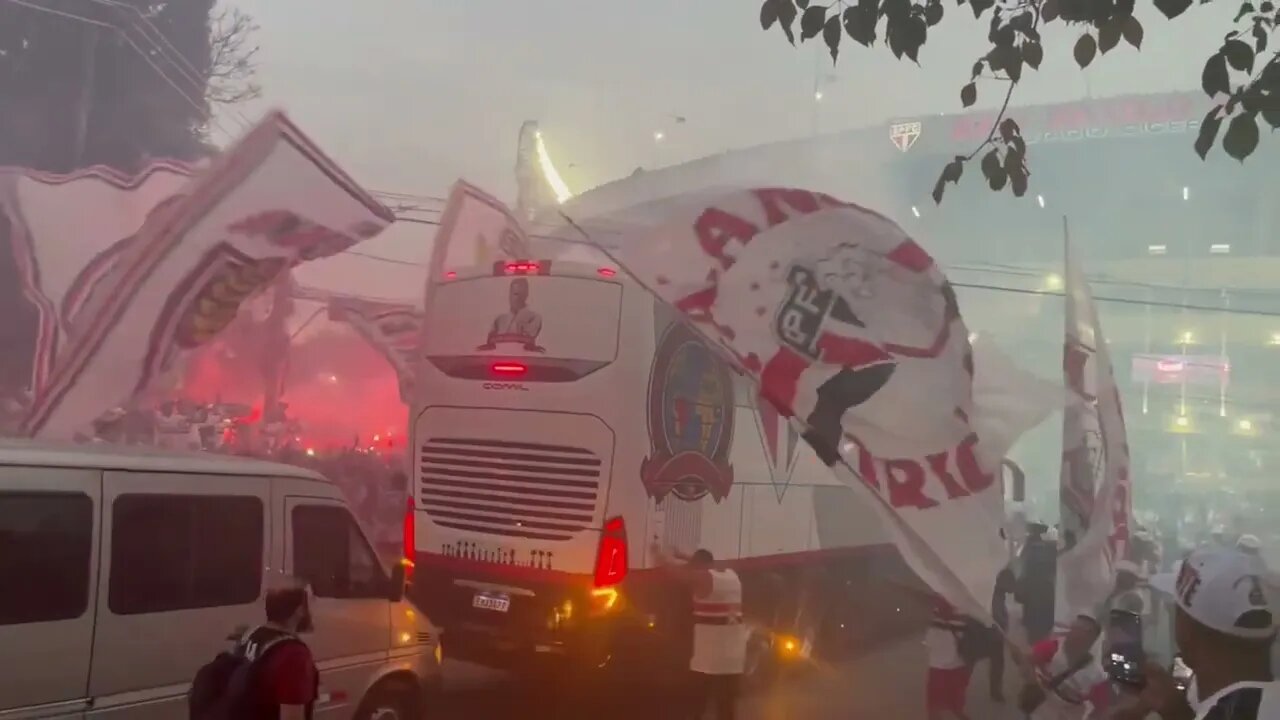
[407,258,930,679]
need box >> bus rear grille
[418,437,602,540]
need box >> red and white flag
[1055,235,1133,624]
[21,112,394,439]
[597,187,1053,619]
[0,162,195,392]
[328,297,422,400]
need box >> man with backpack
[190,575,319,720]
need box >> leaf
[1235,2,1256,21]
[777,0,799,43]
[980,148,1002,178]
[1042,0,1061,21]
[797,0,810,7]
[970,0,996,19]
[1074,33,1097,68]
[1023,39,1044,68]
[1254,24,1269,53]
[932,175,948,204]
[1264,1,1275,11]
[1263,101,1280,129]
[971,60,985,79]
[1202,53,1231,97]
[801,5,828,40]
[933,157,965,204]
[843,6,877,46]
[982,148,1008,192]
[903,16,928,62]
[887,17,906,58]
[1195,107,1223,159]
[1099,20,1122,54]
[1224,39,1255,73]
[823,15,842,61]
[987,165,1008,191]
[989,44,1021,80]
[761,0,780,30]
[1154,0,1193,19]
[943,156,965,183]
[1122,16,1144,48]
[999,117,1021,142]
[926,0,945,25]
[961,82,978,107]
[1009,167,1029,197]
[1222,112,1260,160]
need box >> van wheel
[356,684,418,720]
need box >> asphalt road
[428,633,1023,720]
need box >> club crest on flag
[890,121,921,152]
[641,321,735,503]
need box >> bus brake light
[593,516,628,587]
[498,260,547,275]
[402,497,416,584]
[491,362,527,375]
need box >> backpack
[189,626,299,720]
[954,619,995,665]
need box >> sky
[228,0,1233,203]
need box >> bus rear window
[425,275,621,364]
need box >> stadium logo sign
[890,121,922,152]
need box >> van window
[109,494,263,614]
[0,492,92,626]
[292,505,384,599]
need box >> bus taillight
[491,362,527,376]
[495,260,551,275]
[402,497,416,584]
[593,516,628,587]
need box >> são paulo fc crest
[890,121,921,152]
[641,321,735,503]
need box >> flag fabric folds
[328,297,422,401]
[0,161,195,393]
[21,112,393,439]
[1055,235,1133,625]
[592,187,1054,619]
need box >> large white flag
[21,112,394,439]
[1056,236,1133,623]
[0,161,195,392]
[426,180,532,283]
[593,187,1053,618]
[328,297,422,401]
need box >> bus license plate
[472,592,511,613]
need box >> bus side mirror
[388,562,407,602]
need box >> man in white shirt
[652,543,747,720]
[1108,547,1279,720]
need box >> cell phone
[1105,609,1146,687]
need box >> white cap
[1148,548,1277,640]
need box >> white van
[0,440,440,720]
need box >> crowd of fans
[73,398,409,553]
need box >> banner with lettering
[328,297,422,401]
[0,161,195,393]
[1055,236,1133,625]
[21,112,393,439]
[594,187,1054,618]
